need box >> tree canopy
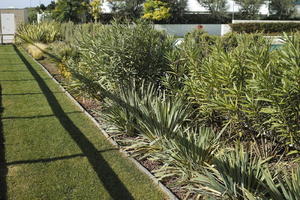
[270,0,295,19]
[197,0,228,21]
[235,0,264,19]
[110,0,145,19]
[52,0,89,23]
[142,0,171,21]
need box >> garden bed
[16,21,300,200]
[38,55,186,199]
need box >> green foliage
[27,7,38,23]
[193,146,269,199]
[26,43,48,60]
[20,21,300,199]
[110,0,145,19]
[163,29,219,97]
[16,22,61,44]
[230,22,300,34]
[185,33,300,152]
[263,166,300,200]
[67,21,173,90]
[235,0,264,19]
[184,28,218,46]
[52,0,89,23]
[197,0,228,21]
[270,0,296,19]
[101,80,219,183]
[103,81,157,137]
[46,1,56,11]
[164,0,187,23]
[142,0,171,21]
[48,41,77,61]
[87,0,102,22]
[156,127,219,178]
[58,22,103,43]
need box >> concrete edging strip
[24,48,179,200]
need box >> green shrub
[193,146,269,199]
[60,23,300,199]
[230,22,300,34]
[162,29,219,97]
[155,127,219,181]
[103,81,157,137]
[184,28,218,45]
[265,167,300,200]
[67,20,173,90]
[104,80,191,139]
[102,80,219,183]
[185,33,300,152]
[16,22,61,43]
[59,22,103,43]
[26,43,48,60]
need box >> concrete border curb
[24,48,179,200]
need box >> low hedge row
[230,22,300,34]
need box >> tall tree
[28,7,38,23]
[52,0,89,23]
[198,0,228,21]
[110,0,145,19]
[235,0,264,19]
[270,0,295,19]
[46,1,56,11]
[164,0,188,22]
[38,4,47,12]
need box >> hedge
[230,22,300,34]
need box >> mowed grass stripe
[0,45,165,200]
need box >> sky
[0,0,53,9]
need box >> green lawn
[0,45,165,200]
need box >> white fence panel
[1,13,15,43]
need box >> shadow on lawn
[13,46,134,200]
[0,79,51,82]
[7,149,118,166]
[6,148,119,166]
[2,111,82,120]
[0,85,8,200]
[0,70,29,72]
[2,92,64,96]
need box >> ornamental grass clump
[98,81,220,188]
[16,22,61,44]
[26,43,48,60]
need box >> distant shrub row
[230,22,300,34]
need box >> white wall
[296,5,300,16]
[101,0,114,14]
[154,24,231,36]
[0,13,15,43]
